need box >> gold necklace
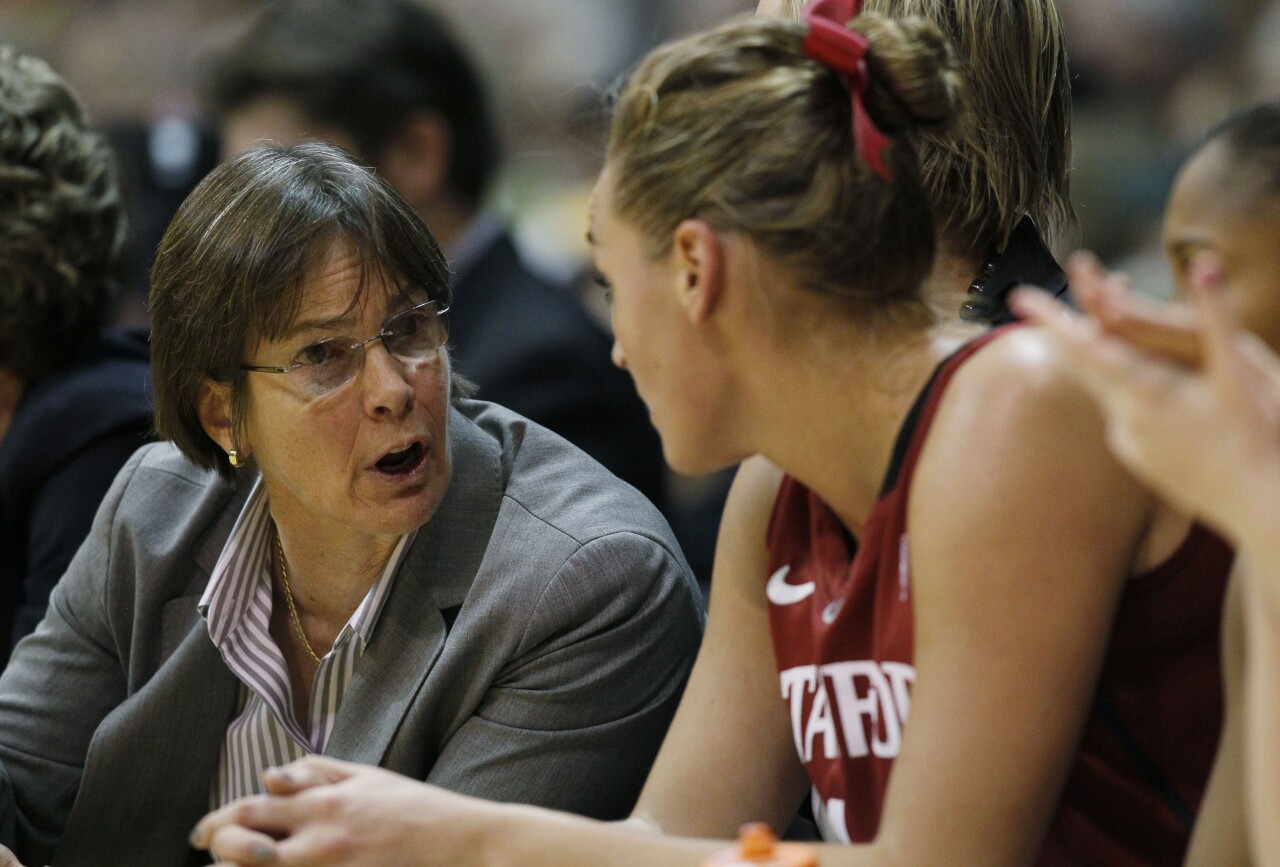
[276,535,322,664]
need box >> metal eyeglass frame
[239,300,450,393]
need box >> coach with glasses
[0,142,701,867]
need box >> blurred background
[2,0,1277,318]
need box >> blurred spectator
[0,0,243,316]
[0,0,1272,287]
[201,0,669,521]
[1059,0,1274,267]
[0,45,153,666]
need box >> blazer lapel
[326,405,505,764]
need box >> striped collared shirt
[199,478,413,807]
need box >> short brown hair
[607,14,962,313]
[149,142,460,479]
[0,47,128,380]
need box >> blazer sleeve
[0,447,142,864]
[424,529,702,820]
[16,430,151,652]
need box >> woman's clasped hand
[1014,252,1280,545]
[196,758,483,867]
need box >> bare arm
[866,329,1158,865]
[632,455,810,837]
[1239,541,1280,866]
[1185,572,1250,866]
[1014,250,1280,865]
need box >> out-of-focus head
[760,0,1072,254]
[594,12,962,471]
[149,141,463,481]
[0,46,127,381]
[859,0,1074,257]
[1164,101,1280,350]
[205,0,497,211]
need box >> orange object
[702,822,819,867]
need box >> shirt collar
[199,477,415,652]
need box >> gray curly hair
[0,46,128,380]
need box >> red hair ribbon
[802,0,892,180]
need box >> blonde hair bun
[852,13,963,135]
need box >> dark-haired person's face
[236,241,452,544]
[1163,140,1280,353]
[220,96,359,161]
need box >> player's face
[1163,140,1280,353]
[588,167,735,474]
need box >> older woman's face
[238,241,452,542]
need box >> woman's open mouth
[374,441,426,476]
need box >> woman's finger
[1064,250,1108,316]
[1009,286,1080,332]
[263,756,355,795]
[205,823,279,866]
[1059,249,1202,365]
[1012,286,1183,408]
[1188,253,1239,381]
[193,794,297,850]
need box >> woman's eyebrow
[280,312,358,340]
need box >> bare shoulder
[932,325,1117,453]
[911,324,1156,574]
[724,455,786,521]
[953,325,1094,405]
[718,456,785,556]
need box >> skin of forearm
[1238,532,1280,632]
[1243,601,1280,866]
[476,805,722,867]
[471,804,936,867]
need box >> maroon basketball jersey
[766,329,1231,864]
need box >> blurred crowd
[1,0,1272,317]
[0,0,1268,324]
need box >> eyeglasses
[241,300,449,397]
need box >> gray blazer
[0,400,703,867]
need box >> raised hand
[1012,250,1280,545]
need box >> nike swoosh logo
[766,565,815,606]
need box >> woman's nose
[360,341,416,415]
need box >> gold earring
[228,449,243,469]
